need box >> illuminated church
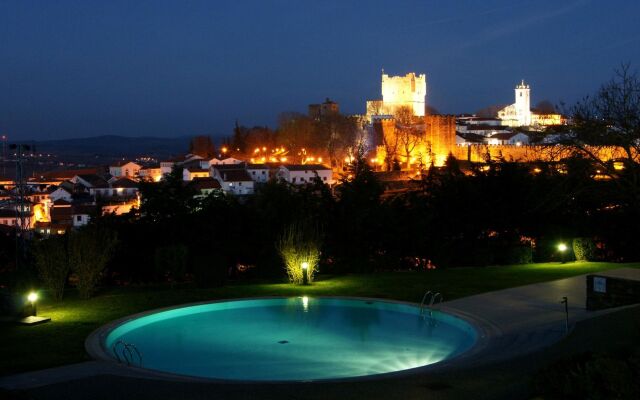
[497,80,564,127]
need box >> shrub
[534,351,640,399]
[573,237,597,261]
[154,244,188,286]
[33,236,69,301]
[505,246,533,265]
[68,226,118,299]
[277,222,321,284]
[193,253,227,288]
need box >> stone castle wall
[374,114,628,168]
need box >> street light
[27,292,38,316]
[301,262,309,285]
[558,243,568,264]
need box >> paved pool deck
[1,267,639,400]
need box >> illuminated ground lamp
[558,243,568,264]
[301,262,309,285]
[19,291,51,325]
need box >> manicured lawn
[1,261,638,376]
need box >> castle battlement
[367,71,427,119]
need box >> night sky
[2,0,639,140]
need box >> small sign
[594,277,607,293]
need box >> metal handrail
[419,290,443,318]
[112,339,143,367]
[419,291,432,315]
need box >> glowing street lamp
[27,292,38,316]
[301,262,309,285]
[558,242,568,264]
[19,291,50,325]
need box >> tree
[68,226,118,299]
[569,64,640,206]
[139,165,197,222]
[277,222,321,284]
[276,112,315,157]
[154,244,188,286]
[535,100,557,114]
[188,136,216,159]
[394,106,422,169]
[33,236,69,301]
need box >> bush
[534,351,640,399]
[68,226,118,299]
[277,222,321,284]
[573,237,597,261]
[154,244,188,286]
[33,236,69,301]
[504,245,533,265]
[193,253,227,288]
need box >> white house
[72,174,110,190]
[211,168,255,195]
[138,165,163,182]
[109,161,141,178]
[191,177,222,198]
[71,205,95,227]
[49,186,73,202]
[160,154,204,175]
[211,157,244,165]
[246,163,271,183]
[183,167,210,181]
[487,132,531,145]
[90,178,139,199]
[277,164,333,185]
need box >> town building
[109,161,141,178]
[211,168,255,196]
[276,164,333,185]
[183,167,210,181]
[138,164,163,182]
[498,81,565,127]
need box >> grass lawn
[1,261,638,376]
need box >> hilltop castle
[366,72,427,119]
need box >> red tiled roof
[192,177,221,190]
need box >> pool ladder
[112,339,143,367]
[419,290,443,318]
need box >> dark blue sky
[2,0,639,140]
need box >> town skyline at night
[2,0,640,140]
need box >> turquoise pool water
[105,297,477,381]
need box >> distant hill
[30,135,193,163]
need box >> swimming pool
[92,297,478,381]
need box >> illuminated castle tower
[367,72,426,119]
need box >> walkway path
[1,267,639,399]
[441,267,640,365]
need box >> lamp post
[558,243,568,264]
[27,292,38,316]
[301,262,309,285]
